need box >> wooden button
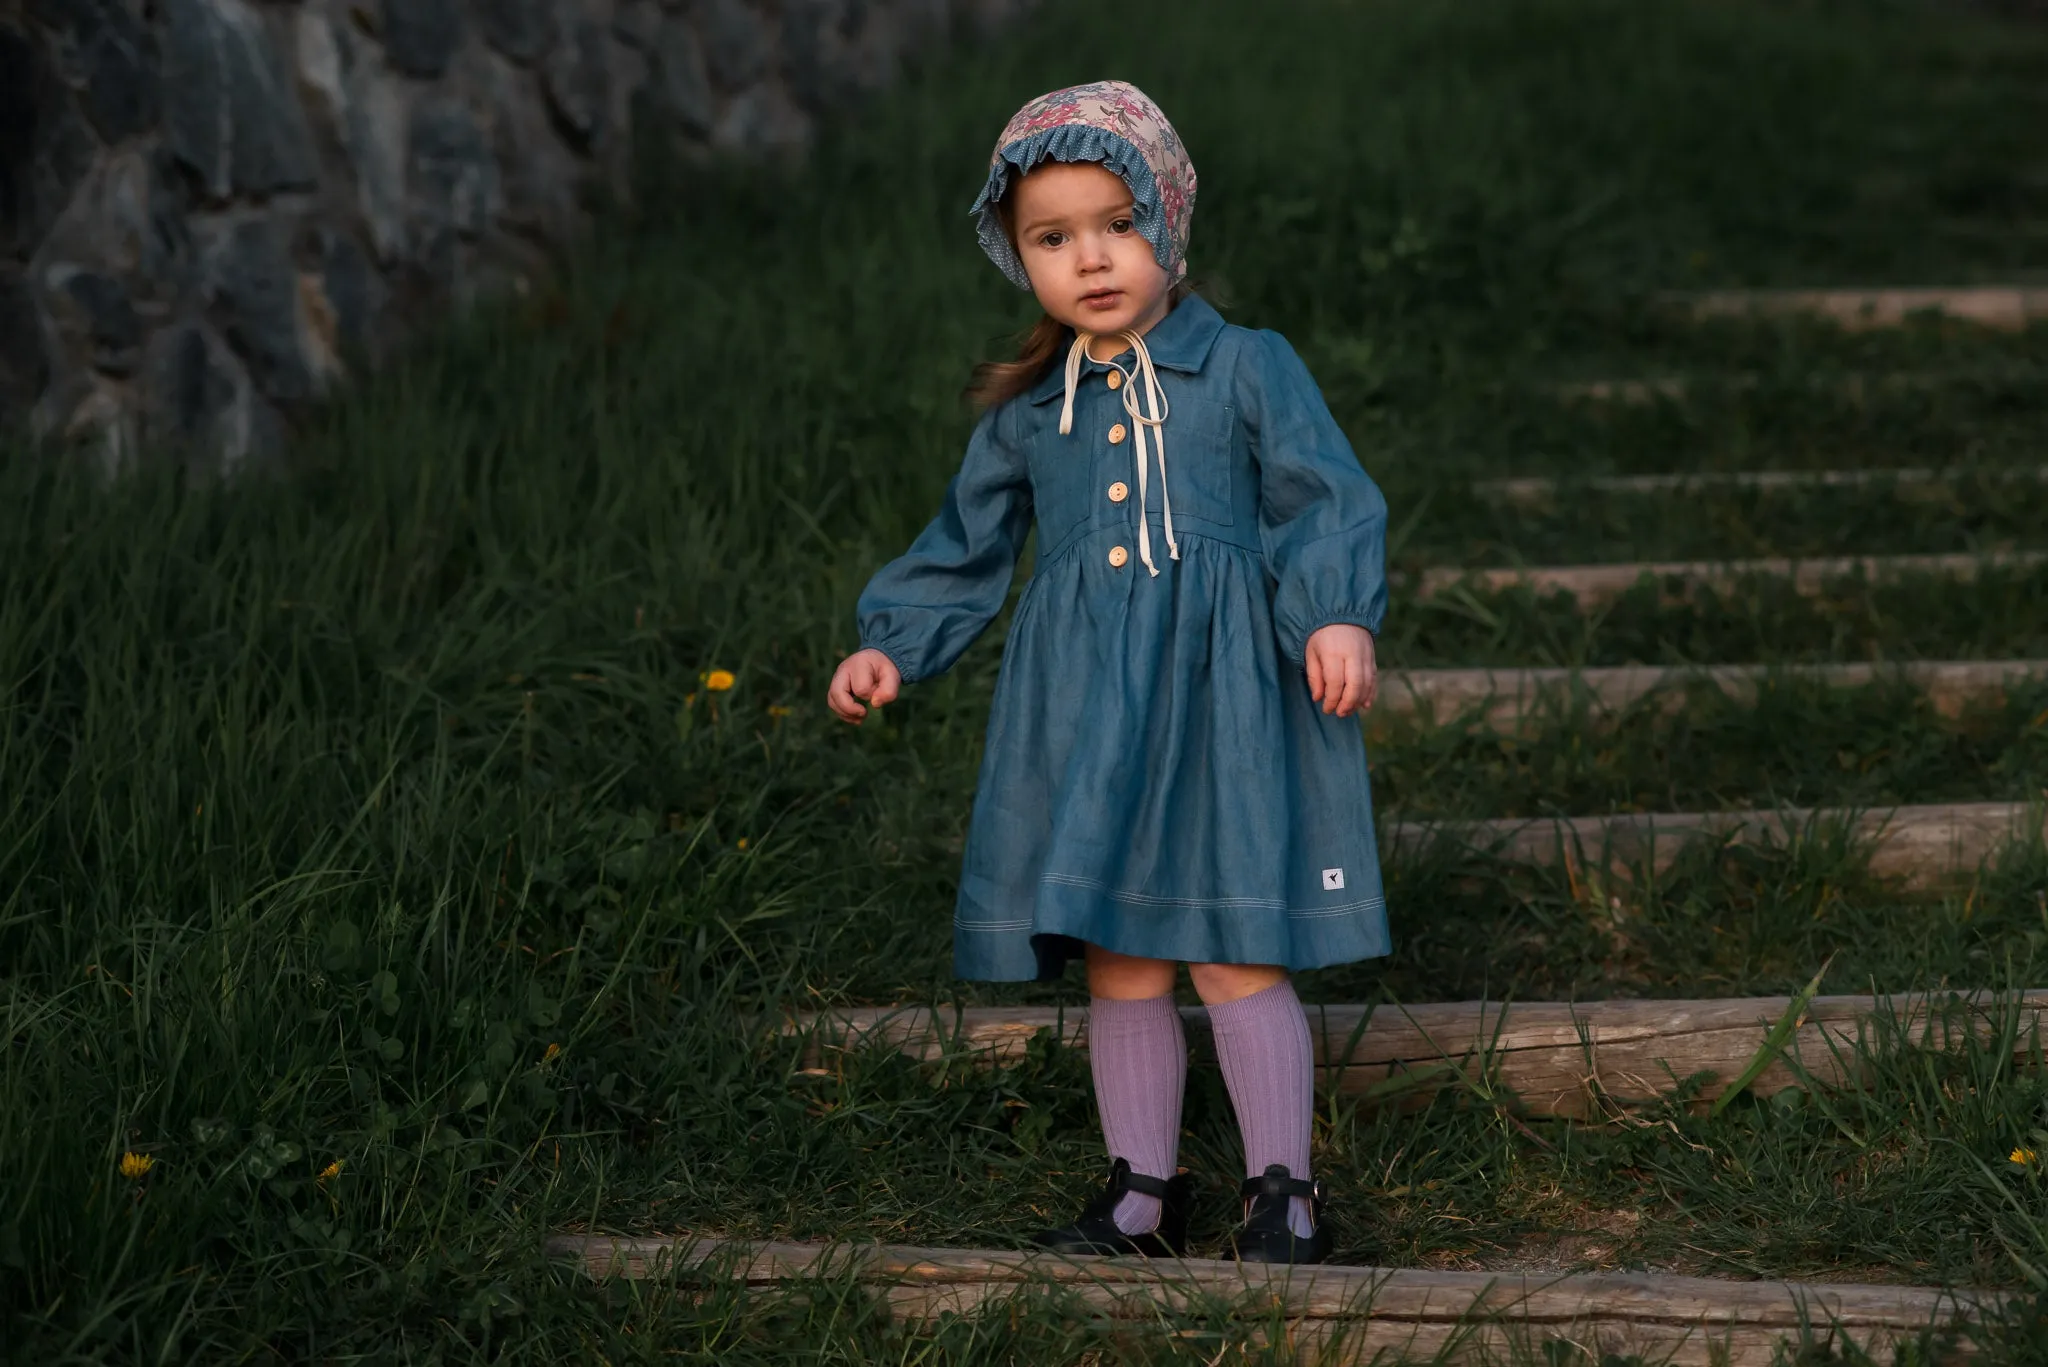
[1108,545,1129,568]
[1108,423,1127,444]
[1108,481,1128,503]
[1107,371,1124,390]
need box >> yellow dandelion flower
[766,704,792,719]
[736,837,749,850]
[2012,1147,2038,1166]
[704,669,736,692]
[318,1159,344,1181]
[542,1043,562,1064]
[119,1152,155,1180]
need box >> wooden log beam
[1412,550,2048,607]
[546,1236,1999,1366]
[783,989,2048,1120]
[1668,285,2048,331]
[1385,800,2038,889]
[1547,365,2042,405]
[1554,375,1693,403]
[1472,464,2048,506]
[1373,660,2048,729]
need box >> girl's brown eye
[1040,232,1066,248]
[1109,218,1133,234]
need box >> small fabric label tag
[1321,867,1345,891]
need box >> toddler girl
[827,81,1388,1265]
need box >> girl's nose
[1078,234,1113,270]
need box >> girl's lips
[1080,290,1123,310]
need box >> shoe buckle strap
[1239,1172,1319,1202]
[1113,1166,1171,1199]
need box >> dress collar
[1028,294,1226,405]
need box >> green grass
[1333,333,2048,491]
[1388,568,2048,667]
[8,0,2048,1360]
[1409,478,2048,566]
[1370,678,2048,817]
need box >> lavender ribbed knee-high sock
[1088,993,1187,1235]
[1207,978,1317,1238]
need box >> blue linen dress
[856,296,1391,982]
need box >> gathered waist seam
[1035,523,1262,574]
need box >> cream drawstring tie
[1058,329,1177,576]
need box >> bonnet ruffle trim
[969,125,1172,291]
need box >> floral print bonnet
[969,80,1198,290]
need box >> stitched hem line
[1285,895,1387,920]
[1042,873,1281,908]
[1038,873,1385,919]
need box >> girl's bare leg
[1084,941,1178,999]
[1083,946,1288,1005]
[1187,960,1287,1005]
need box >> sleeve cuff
[1285,611,1382,665]
[857,638,921,686]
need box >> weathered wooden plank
[1548,365,2042,405]
[1413,550,2048,607]
[1373,660,2048,728]
[1554,375,1693,403]
[1473,464,2048,506]
[1386,799,2039,889]
[1670,285,2048,331]
[547,1236,1997,1366]
[784,989,2048,1120]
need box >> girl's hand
[827,648,902,724]
[1303,624,1377,718]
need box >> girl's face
[1008,162,1173,342]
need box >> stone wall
[1,0,1035,472]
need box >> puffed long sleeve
[1239,329,1389,665]
[856,407,1036,684]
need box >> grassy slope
[5,0,2048,1360]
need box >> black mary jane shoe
[1029,1157,1194,1258]
[1227,1164,1332,1264]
